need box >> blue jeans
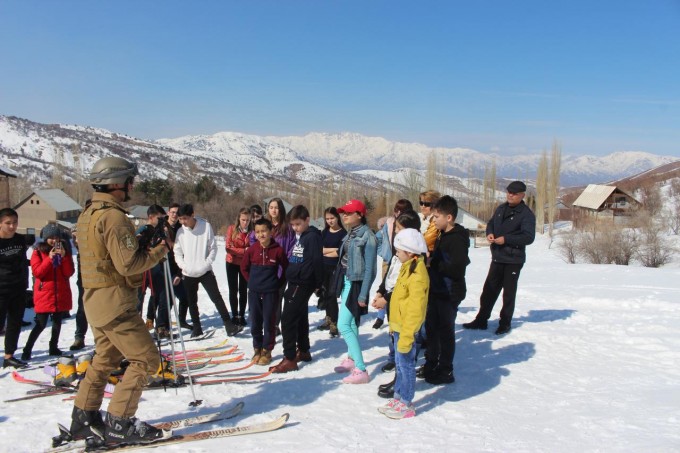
[393,331,417,406]
[338,277,366,371]
[388,332,395,363]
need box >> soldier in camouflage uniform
[69,157,169,446]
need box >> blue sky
[1,1,679,156]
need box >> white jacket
[173,217,217,278]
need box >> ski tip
[281,413,290,422]
[57,423,70,433]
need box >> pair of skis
[49,402,289,452]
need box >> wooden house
[572,184,640,225]
[0,165,18,209]
[14,189,82,235]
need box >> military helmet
[89,157,138,185]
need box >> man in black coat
[464,181,536,335]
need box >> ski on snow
[86,413,289,452]
[49,401,246,452]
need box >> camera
[137,216,169,249]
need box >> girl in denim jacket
[332,199,377,384]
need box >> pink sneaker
[334,357,355,373]
[342,367,370,384]
[384,400,416,419]
[377,398,399,414]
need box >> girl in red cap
[332,199,378,384]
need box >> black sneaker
[104,412,167,445]
[372,318,384,329]
[378,385,395,398]
[495,324,511,335]
[225,320,244,337]
[380,361,395,373]
[179,322,194,330]
[378,376,396,391]
[3,356,28,369]
[462,319,488,330]
[416,361,438,380]
[425,369,455,385]
[190,328,204,339]
[70,407,105,441]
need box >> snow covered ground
[1,234,679,452]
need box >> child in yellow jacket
[378,228,429,419]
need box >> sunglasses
[419,201,432,207]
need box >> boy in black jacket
[423,196,470,385]
[270,205,324,373]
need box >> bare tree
[481,160,497,221]
[556,229,578,264]
[636,216,675,267]
[534,150,548,234]
[425,150,438,192]
[638,184,663,217]
[402,166,423,206]
[547,140,562,237]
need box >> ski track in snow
[0,235,679,452]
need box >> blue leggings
[338,277,366,371]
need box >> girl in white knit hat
[378,228,429,419]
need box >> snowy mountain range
[1,115,677,193]
[266,132,678,186]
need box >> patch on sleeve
[121,233,138,251]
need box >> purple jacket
[249,224,295,277]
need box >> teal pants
[338,277,366,371]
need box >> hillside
[0,116,383,195]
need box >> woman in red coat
[21,224,75,360]
[225,207,251,327]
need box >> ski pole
[163,259,202,407]
[161,260,178,392]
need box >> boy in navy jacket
[270,205,324,373]
[241,218,288,366]
[424,195,470,385]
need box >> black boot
[104,412,166,445]
[70,338,86,351]
[378,376,396,398]
[70,407,106,441]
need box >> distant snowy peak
[156,132,332,180]
[266,132,678,185]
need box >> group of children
[3,190,470,420]
[228,194,469,420]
